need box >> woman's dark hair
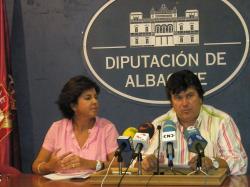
[166,70,204,101]
[57,75,100,119]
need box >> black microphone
[115,127,137,175]
[115,127,137,157]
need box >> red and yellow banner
[0,0,13,165]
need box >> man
[142,70,247,175]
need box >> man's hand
[141,154,157,171]
[188,156,213,171]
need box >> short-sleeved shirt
[42,117,119,162]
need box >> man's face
[170,87,202,125]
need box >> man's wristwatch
[96,160,104,171]
[211,157,219,169]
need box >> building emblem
[130,4,199,47]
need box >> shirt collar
[66,117,99,137]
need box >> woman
[32,75,119,174]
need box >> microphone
[183,126,207,156]
[132,123,155,159]
[137,122,155,139]
[184,126,208,174]
[162,120,176,167]
[122,127,138,138]
[132,123,154,175]
[115,127,137,157]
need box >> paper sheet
[43,171,91,180]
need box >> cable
[117,158,135,187]
[145,173,154,187]
[101,156,115,187]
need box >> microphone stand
[117,153,123,175]
[187,146,208,175]
[167,142,174,170]
[133,143,144,175]
[166,143,184,175]
[137,153,142,175]
[154,125,164,175]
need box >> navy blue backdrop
[6,0,250,173]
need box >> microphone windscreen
[133,132,150,152]
[122,127,138,138]
[162,120,176,143]
[138,122,155,139]
[183,126,207,153]
[116,136,134,153]
[183,126,200,140]
[162,120,176,132]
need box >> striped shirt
[144,105,248,175]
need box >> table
[0,174,249,187]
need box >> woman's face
[72,88,99,119]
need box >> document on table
[43,170,92,180]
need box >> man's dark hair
[166,70,204,101]
[57,75,100,119]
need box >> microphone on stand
[115,127,137,156]
[132,123,155,175]
[122,127,138,138]
[115,127,137,175]
[183,126,207,155]
[133,123,155,159]
[162,120,176,169]
[155,125,162,175]
[183,126,208,175]
[137,123,155,139]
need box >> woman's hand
[60,153,82,170]
[32,147,97,174]
[32,148,74,174]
